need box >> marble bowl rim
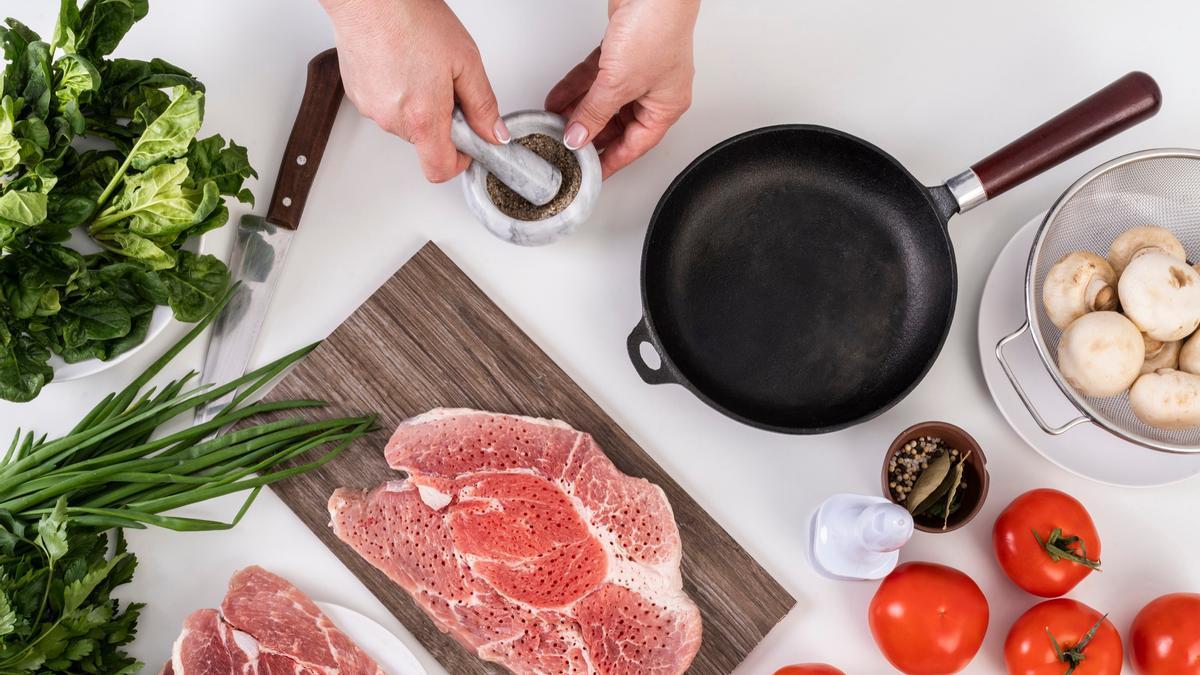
[461,109,601,246]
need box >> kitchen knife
[194,48,344,426]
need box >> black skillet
[627,72,1161,434]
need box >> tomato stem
[1032,527,1101,570]
[1046,613,1108,675]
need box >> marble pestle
[450,108,563,206]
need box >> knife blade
[195,48,344,426]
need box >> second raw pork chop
[168,566,383,674]
[330,409,702,674]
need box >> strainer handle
[996,321,1092,435]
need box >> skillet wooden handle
[970,71,1161,200]
[265,48,344,230]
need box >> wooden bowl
[881,421,990,533]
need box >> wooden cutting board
[260,243,795,674]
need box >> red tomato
[1004,598,1122,675]
[993,488,1101,597]
[868,562,989,674]
[1130,593,1200,674]
[773,665,845,675]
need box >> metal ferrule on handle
[995,320,1091,435]
[946,169,987,213]
[450,109,563,206]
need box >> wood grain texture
[971,71,1160,199]
[259,243,795,674]
[265,48,344,230]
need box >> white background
[4,1,1200,672]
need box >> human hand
[546,0,700,178]
[320,0,508,182]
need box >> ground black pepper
[486,133,582,221]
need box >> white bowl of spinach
[0,0,255,402]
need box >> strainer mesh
[1029,153,1200,451]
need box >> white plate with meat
[164,566,414,675]
[315,602,428,675]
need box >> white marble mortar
[461,110,601,246]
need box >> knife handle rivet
[296,154,308,166]
[282,197,293,207]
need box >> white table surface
[5,1,1200,672]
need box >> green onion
[0,285,376,533]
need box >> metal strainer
[998,148,1200,454]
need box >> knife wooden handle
[266,48,344,230]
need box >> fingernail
[493,118,511,144]
[563,122,588,150]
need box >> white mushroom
[1180,332,1200,374]
[1056,311,1145,397]
[1130,369,1200,429]
[1107,226,1187,275]
[1118,251,1200,341]
[1141,335,1180,374]
[1042,252,1118,329]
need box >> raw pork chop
[169,566,383,675]
[330,408,702,675]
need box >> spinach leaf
[0,190,47,226]
[0,20,36,100]
[64,294,131,342]
[52,53,99,111]
[160,251,228,321]
[2,264,65,320]
[13,116,50,151]
[0,190,48,246]
[0,96,20,174]
[100,307,149,359]
[4,273,44,319]
[28,241,86,285]
[179,202,228,241]
[44,190,95,234]
[18,39,52,120]
[73,148,119,187]
[76,0,148,59]
[92,159,219,240]
[125,84,202,171]
[187,135,257,204]
[90,261,167,305]
[128,83,168,130]
[95,57,201,114]
[57,337,103,363]
[130,267,166,304]
[51,0,82,54]
[0,329,52,402]
[108,230,173,269]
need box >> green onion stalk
[0,284,377,532]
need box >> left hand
[545,0,700,178]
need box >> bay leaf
[906,450,951,514]
[941,450,972,530]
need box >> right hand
[320,0,508,183]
